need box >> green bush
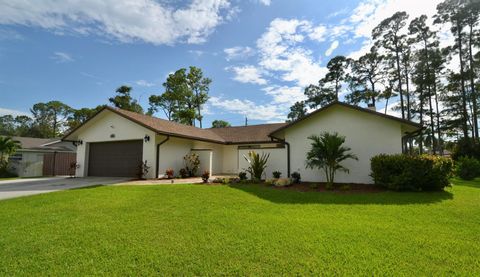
[371,154,453,191]
[455,156,480,180]
[238,171,247,180]
[291,172,301,183]
[0,167,17,178]
[452,137,480,160]
[272,171,282,178]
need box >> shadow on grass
[229,184,454,205]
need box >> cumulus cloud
[224,46,255,61]
[256,18,328,87]
[0,0,234,45]
[228,65,267,85]
[51,52,74,63]
[262,86,305,104]
[349,0,442,39]
[209,96,285,121]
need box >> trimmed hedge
[455,156,480,180]
[371,154,453,191]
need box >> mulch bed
[270,182,386,193]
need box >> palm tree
[305,132,358,188]
[0,137,20,168]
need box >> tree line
[0,66,224,138]
[287,0,480,155]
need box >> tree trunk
[419,82,424,155]
[428,85,436,155]
[433,74,442,155]
[395,48,405,119]
[457,21,470,139]
[468,23,478,139]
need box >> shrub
[179,168,189,178]
[306,132,358,187]
[243,151,270,180]
[136,160,150,179]
[165,168,174,179]
[371,154,453,191]
[455,156,480,180]
[0,167,17,178]
[291,172,301,183]
[272,171,282,178]
[274,178,293,187]
[183,153,200,177]
[452,137,480,160]
[201,171,210,183]
[238,171,247,180]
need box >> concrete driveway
[0,177,131,200]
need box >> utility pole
[245,116,248,126]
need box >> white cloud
[325,40,339,56]
[307,25,328,42]
[51,52,74,63]
[224,46,255,61]
[135,80,155,87]
[349,0,442,39]
[256,0,271,6]
[262,86,305,104]
[256,18,328,87]
[0,0,234,45]
[228,65,267,85]
[0,107,29,117]
[209,96,285,121]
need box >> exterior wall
[283,105,403,184]
[157,136,192,177]
[73,111,157,178]
[191,150,212,175]
[8,151,44,177]
[238,146,287,179]
[192,141,224,174]
[222,145,238,174]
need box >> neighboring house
[7,137,76,177]
[63,102,421,183]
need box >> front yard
[0,179,479,275]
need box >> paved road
[0,177,131,200]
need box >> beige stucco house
[63,102,421,184]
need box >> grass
[0,179,479,275]
[0,177,19,181]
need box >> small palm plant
[0,137,20,169]
[243,151,270,181]
[305,132,358,188]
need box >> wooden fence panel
[43,153,77,176]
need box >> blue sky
[0,0,442,126]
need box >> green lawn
[0,179,479,275]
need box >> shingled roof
[63,107,284,144]
[208,123,287,144]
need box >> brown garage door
[88,140,142,177]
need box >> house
[7,137,77,177]
[63,102,421,183]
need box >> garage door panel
[88,140,142,177]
